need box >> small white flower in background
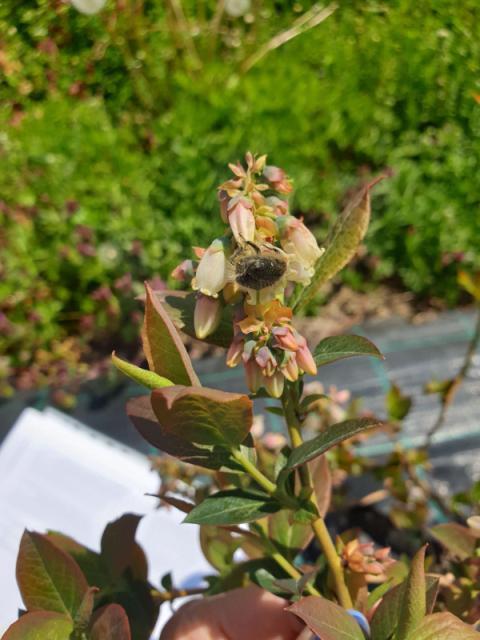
[71,0,107,15]
[224,0,251,18]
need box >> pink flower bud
[282,353,299,382]
[265,196,289,216]
[194,294,223,340]
[244,359,262,393]
[277,216,323,268]
[171,259,194,282]
[263,166,292,194]
[227,197,255,243]
[272,326,299,351]
[193,239,229,297]
[226,336,244,367]
[296,344,317,376]
[263,371,285,398]
[255,346,277,377]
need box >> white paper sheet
[0,407,210,636]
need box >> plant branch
[152,586,207,602]
[231,448,277,494]
[282,385,353,609]
[425,305,480,446]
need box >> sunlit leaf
[111,352,173,389]
[184,489,281,525]
[386,383,412,421]
[406,612,480,640]
[287,596,365,640]
[142,283,200,386]
[286,418,381,468]
[16,531,88,617]
[2,611,74,640]
[313,335,383,367]
[151,385,253,447]
[430,523,478,560]
[396,545,427,640]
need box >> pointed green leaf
[430,523,478,560]
[268,509,313,561]
[286,418,381,469]
[287,596,365,640]
[370,574,440,640]
[406,612,479,640]
[386,383,412,421]
[16,531,88,617]
[2,611,74,640]
[151,385,253,447]
[200,526,239,573]
[184,489,281,525]
[112,352,173,389]
[127,395,242,470]
[89,604,132,640]
[142,282,200,386]
[313,335,383,367]
[396,545,427,640]
[295,178,383,310]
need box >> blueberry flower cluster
[172,152,324,397]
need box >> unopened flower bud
[277,215,323,268]
[228,197,255,242]
[193,238,229,297]
[171,259,194,282]
[255,346,277,377]
[263,165,292,194]
[282,353,299,382]
[272,326,299,351]
[296,344,317,376]
[194,294,223,340]
[263,371,285,398]
[226,336,244,367]
[244,359,262,393]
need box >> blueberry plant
[5,155,479,639]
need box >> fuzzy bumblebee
[231,241,288,291]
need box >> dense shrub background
[1,0,479,392]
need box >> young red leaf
[311,454,332,517]
[100,514,143,579]
[89,604,132,640]
[2,611,74,639]
[396,545,427,640]
[430,523,478,560]
[16,530,88,617]
[126,395,236,469]
[142,282,200,386]
[287,596,365,640]
[151,385,253,447]
[406,612,480,640]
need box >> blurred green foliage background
[1,0,479,394]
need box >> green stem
[231,449,277,494]
[282,385,353,609]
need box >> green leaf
[286,418,381,469]
[406,612,480,640]
[313,335,383,367]
[268,509,313,561]
[295,178,382,310]
[2,611,74,639]
[386,383,412,421]
[111,352,173,389]
[127,395,242,470]
[151,385,253,447]
[89,604,132,640]
[310,455,332,517]
[162,291,234,348]
[142,283,200,386]
[16,530,88,617]
[200,526,240,573]
[184,489,281,525]
[100,513,143,579]
[396,545,427,640]
[430,523,478,560]
[370,574,439,640]
[287,596,365,640]
[74,586,98,631]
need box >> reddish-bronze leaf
[142,282,199,386]
[100,514,143,579]
[16,530,88,617]
[408,612,480,640]
[2,611,74,639]
[89,604,132,640]
[287,596,364,639]
[126,395,236,469]
[151,385,253,447]
[311,454,332,517]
